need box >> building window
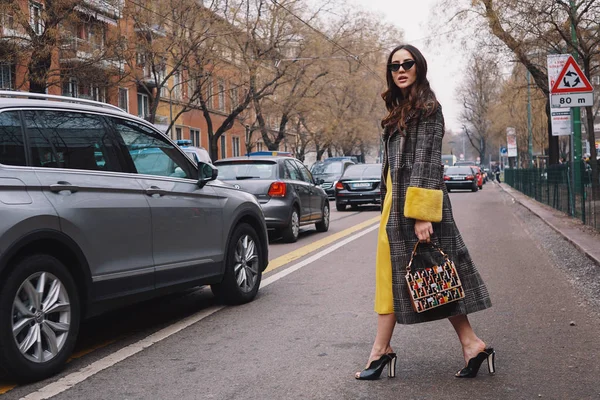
[0,64,15,90]
[190,128,201,147]
[230,87,238,111]
[206,76,213,109]
[1,13,15,30]
[62,78,78,97]
[175,127,182,141]
[29,2,43,35]
[173,71,182,100]
[118,88,129,112]
[137,93,150,119]
[218,80,225,111]
[256,142,263,152]
[232,136,240,157]
[220,135,226,159]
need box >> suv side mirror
[315,178,324,185]
[198,162,218,188]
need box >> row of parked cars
[444,161,487,192]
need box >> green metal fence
[504,163,600,231]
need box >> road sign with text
[550,55,594,107]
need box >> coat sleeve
[404,106,445,223]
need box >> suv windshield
[311,161,342,175]
[216,161,277,180]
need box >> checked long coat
[381,104,492,324]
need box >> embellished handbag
[405,242,465,313]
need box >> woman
[355,45,494,380]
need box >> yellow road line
[68,339,117,362]
[0,384,17,395]
[264,216,380,273]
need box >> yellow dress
[374,170,394,314]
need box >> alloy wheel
[323,205,330,229]
[291,210,300,239]
[233,234,260,293]
[12,272,71,363]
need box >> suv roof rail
[0,90,125,113]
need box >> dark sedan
[214,156,330,242]
[335,163,382,211]
[444,166,479,192]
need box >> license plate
[352,183,371,188]
[452,177,465,180]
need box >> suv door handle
[145,186,166,196]
[50,181,79,193]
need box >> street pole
[570,0,582,189]
[527,70,533,167]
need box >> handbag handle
[406,241,449,273]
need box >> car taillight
[335,181,344,190]
[268,181,287,197]
[443,176,450,181]
[466,175,474,180]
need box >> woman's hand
[414,220,433,242]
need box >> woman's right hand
[414,220,433,242]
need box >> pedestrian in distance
[355,44,495,381]
[494,164,501,183]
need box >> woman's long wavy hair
[381,44,438,133]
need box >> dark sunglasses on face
[388,60,416,72]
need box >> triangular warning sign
[551,56,593,94]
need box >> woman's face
[390,49,417,92]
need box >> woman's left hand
[414,220,433,242]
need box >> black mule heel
[455,348,496,378]
[355,353,397,380]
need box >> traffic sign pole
[570,0,582,190]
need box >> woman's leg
[448,314,486,364]
[367,314,396,362]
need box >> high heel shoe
[455,348,496,378]
[355,353,397,380]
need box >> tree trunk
[28,51,52,94]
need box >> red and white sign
[551,56,593,94]
[549,54,594,108]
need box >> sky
[348,0,466,133]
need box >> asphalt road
[3,183,600,400]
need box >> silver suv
[0,91,269,382]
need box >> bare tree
[0,0,123,93]
[457,53,502,164]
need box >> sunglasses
[388,60,416,72]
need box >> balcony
[78,0,124,21]
[60,36,104,62]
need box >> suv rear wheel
[0,255,80,382]
[211,223,263,305]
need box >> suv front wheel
[0,255,81,382]
[211,223,264,305]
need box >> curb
[496,181,600,267]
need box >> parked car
[454,161,485,187]
[444,166,480,192]
[310,159,355,199]
[214,155,330,243]
[335,163,382,211]
[176,139,212,164]
[0,91,269,382]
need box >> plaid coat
[381,104,492,324]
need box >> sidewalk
[497,181,600,266]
